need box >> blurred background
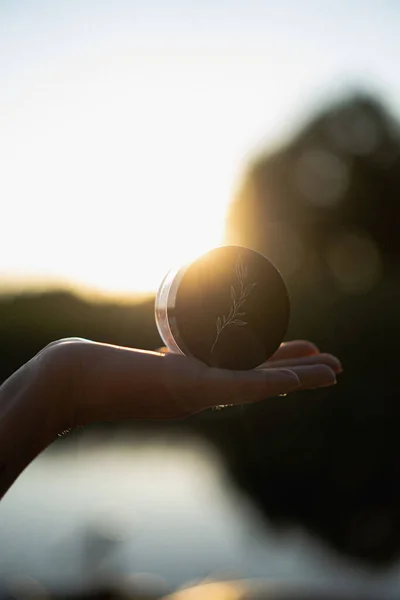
[1,0,400,597]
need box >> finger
[269,340,320,361]
[259,353,342,374]
[202,364,336,408]
[287,364,337,390]
[203,368,301,407]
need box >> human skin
[0,338,340,498]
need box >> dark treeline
[1,93,400,567]
[0,291,159,383]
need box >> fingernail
[316,374,337,388]
[333,359,343,373]
[322,377,337,387]
[323,354,342,373]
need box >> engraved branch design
[211,255,257,354]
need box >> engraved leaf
[211,255,256,354]
[244,282,257,296]
[226,306,234,320]
[235,297,245,307]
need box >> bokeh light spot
[294,148,348,207]
[326,229,382,294]
[326,105,381,156]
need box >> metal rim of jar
[155,263,191,356]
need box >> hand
[0,338,340,497]
[46,337,340,425]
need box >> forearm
[0,356,60,499]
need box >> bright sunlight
[3,1,398,297]
[1,48,245,296]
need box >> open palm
[33,338,341,426]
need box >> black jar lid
[156,245,290,370]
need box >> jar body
[154,246,290,370]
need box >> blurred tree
[205,93,400,565]
[227,93,400,277]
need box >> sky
[1,0,400,297]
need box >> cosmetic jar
[155,246,290,370]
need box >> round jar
[155,245,290,370]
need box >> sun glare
[1,48,245,298]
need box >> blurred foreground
[2,431,400,599]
